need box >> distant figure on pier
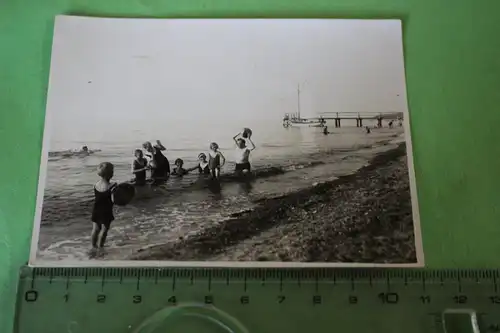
[365,126,371,134]
[388,121,394,129]
[323,126,329,135]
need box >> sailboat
[282,85,325,128]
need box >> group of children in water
[132,130,256,185]
[89,130,256,254]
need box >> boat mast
[297,84,301,119]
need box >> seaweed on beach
[130,142,416,263]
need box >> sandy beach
[130,142,416,263]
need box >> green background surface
[1,0,499,332]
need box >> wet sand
[130,142,416,263]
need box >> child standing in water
[208,142,226,179]
[233,132,256,175]
[90,162,117,255]
[187,153,210,174]
[172,158,189,176]
[131,149,148,185]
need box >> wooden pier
[283,112,403,128]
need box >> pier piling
[356,117,363,127]
[377,116,383,128]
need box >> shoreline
[39,135,400,225]
[130,141,416,263]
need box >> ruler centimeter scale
[14,267,500,333]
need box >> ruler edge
[15,267,500,332]
[19,266,500,281]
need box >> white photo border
[29,16,425,268]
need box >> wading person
[233,131,256,176]
[189,153,210,174]
[131,149,148,185]
[143,140,170,182]
[172,158,189,176]
[208,142,226,179]
[90,162,117,255]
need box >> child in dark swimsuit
[131,149,148,185]
[172,158,189,176]
[90,162,117,254]
[208,142,226,179]
[187,153,210,174]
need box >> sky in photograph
[46,17,408,145]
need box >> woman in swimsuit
[143,140,170,182]
[90,162,117,254]
[187,153,210,174]
[131,149,148,185]
[208,142,226,179]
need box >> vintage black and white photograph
[31,16,423,266]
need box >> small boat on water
[282,84,325,128]
[283,116,324,128]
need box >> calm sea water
[37,117,405,261]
